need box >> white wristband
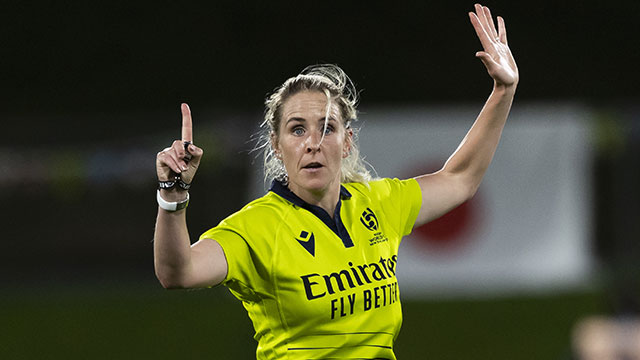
[157,190,189,212]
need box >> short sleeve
[200,215,272,302]
[368,178,422,237]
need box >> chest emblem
[360,208,379,231]
[361,208,389,246]
[296,230,316,257]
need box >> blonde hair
[258,64,372,184]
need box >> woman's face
[274,90,351,197]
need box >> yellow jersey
[200,178,422,359]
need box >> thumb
[475,51,498,70]
[178,144,204,184]
[187,144,204,166]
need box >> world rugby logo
[360,208,378,231]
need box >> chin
[292,174,335,193]
[301,179,330,192]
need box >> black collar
[269,179,354,248]
[269,179,352,206]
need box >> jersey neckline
[269,179,354,248]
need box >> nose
[305,131,321,153]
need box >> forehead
[281,91,341,121]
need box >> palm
[469,4,519,87]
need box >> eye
[292,126,305,136]
[323,125,335,135]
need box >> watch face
[175,199,189,210]
[174,192,190,211]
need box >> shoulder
[221,191,291,228]
[200,191,293,250]
[344,178,419,200]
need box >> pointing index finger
[181,103,193,143]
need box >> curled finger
[169,146,189,172]
[188,143,204,158]
[184,143,203,167]
[170,139,192,164]
[158,150,183,174]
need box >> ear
[343,128,353,158]
[270,133,282,159]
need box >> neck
[288,180,341,217]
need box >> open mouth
[303,162,323,169]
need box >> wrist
[158,176,191,191]
[159,188,189,202]
[493,82,517,95]
[157,190,189,212]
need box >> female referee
[153,4,518,359]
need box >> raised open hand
[156,103,204,185]
[469,4,519,88]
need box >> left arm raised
[413,4,519,227]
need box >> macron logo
[296,230,315,257]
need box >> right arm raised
[153,103,227,289]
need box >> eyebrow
[285,117,338,125]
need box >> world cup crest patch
[360,208,388,246]
[360,208,378,231]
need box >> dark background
[3,1,640,143]
[1,1,639,358]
